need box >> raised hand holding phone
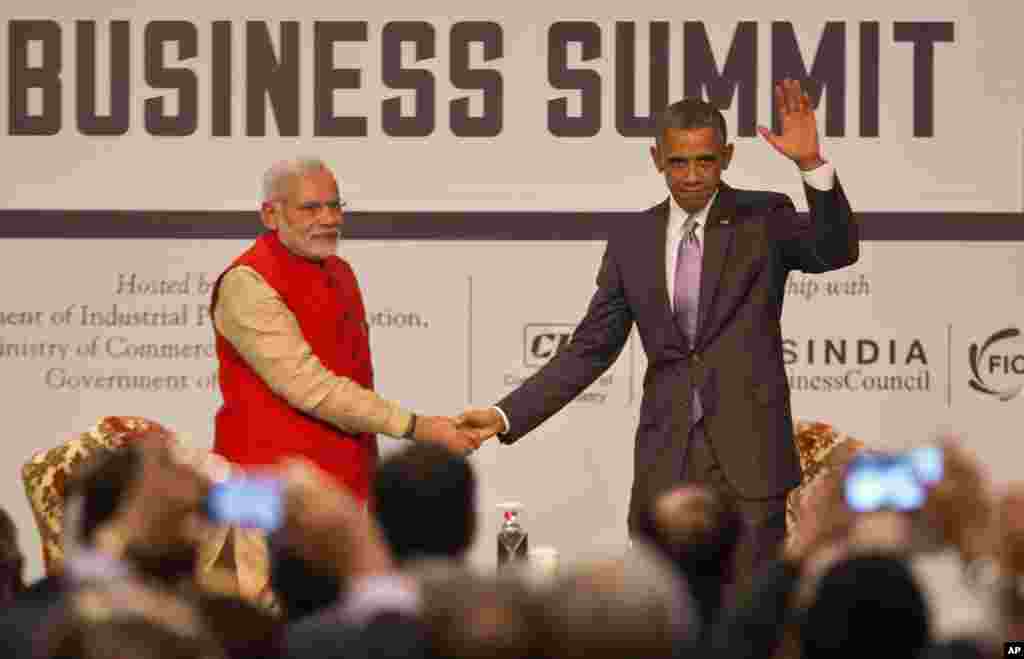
[204,476,285,533]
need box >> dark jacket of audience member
[284,611,427,659]
[0,506,25,606]
[707,559,801,659]
[372,443,476,564]
[37,581,226,659]
[800,554,930,659]
[268,542,340,623]
[196,592,283,659]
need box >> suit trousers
[681,420,789,596]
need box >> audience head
[0,505,25,604]
[415,561,540,659]
[64,438,210,584]
[539,546,698,659]
[65,445,141,546]
[635,484,741,629]
[372,442,477,564]
[637,484,742,573]
[800,553,930,659]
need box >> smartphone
[204,476,284,532]
[843,445,944,513]
[907,445,944,485]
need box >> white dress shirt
[496,163,837,435]
[666,163,836,311]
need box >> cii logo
[968,327,1024,401]
[523,324,573,367]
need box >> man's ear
[650,144,664,173]
[260,202,280,230]
[721,143,735,171]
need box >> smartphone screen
[844,454,926,513]
[908,445,944,485]
[204,477,284,532]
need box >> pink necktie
[673,217,703,424]
[673,217,701,344]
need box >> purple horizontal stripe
[0,210,1022,241]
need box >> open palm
[757,79,824,170]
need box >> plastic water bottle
[497,502,528,569]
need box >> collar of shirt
[667,187,718,246]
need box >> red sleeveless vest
[211,231,377,500]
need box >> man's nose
[684,165,700,184]
[322,207,344,226]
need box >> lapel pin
[720,218,731,226]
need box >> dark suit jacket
[497,180,858,530]
[283,611,429,659]
[0,575,67,658]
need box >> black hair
[372,442,477,564]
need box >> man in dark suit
[458,80,858,578]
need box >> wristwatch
[402,413,418,440]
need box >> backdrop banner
[2,0,1023,577]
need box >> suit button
[690,352,702,366]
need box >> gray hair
[410,560,540,659]
[261,157,330,203]
[540,545,700,659]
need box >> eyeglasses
[278,199,347,215]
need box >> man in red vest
[211,158,478,502]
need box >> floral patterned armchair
[786,419,865,551]
[21,416,175,575]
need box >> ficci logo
[968,327,1024,401]
[523,324,574,367]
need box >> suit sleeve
[777,176,859,274]
[496,243,634,443]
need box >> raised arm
[758,79,858,273]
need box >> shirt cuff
[337,574,421,626]
[492,406,511,435]
[800,162,835,191]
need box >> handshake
[412,407,509,456]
